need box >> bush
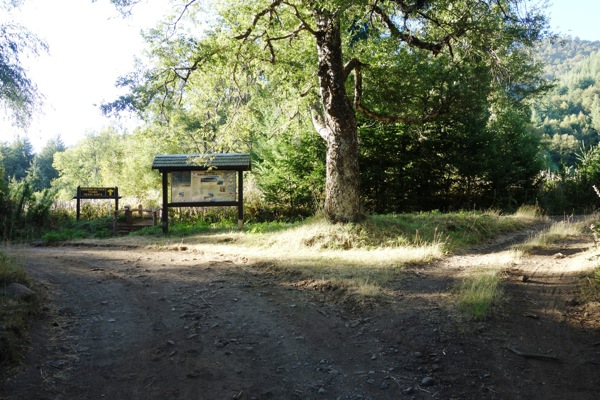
[0,176,59,241]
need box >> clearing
[1,221,599,400]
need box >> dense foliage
[0,137,63,239]
[0,0,46,127]
[103,0,550,222]
[7,4,600,229]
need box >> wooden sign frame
[73,186,120,221]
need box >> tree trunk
[313,11,362,222]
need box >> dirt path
[1,226,599,400]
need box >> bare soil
[1,226,599,400]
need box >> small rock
[566,297,579,306]
[379,381,390,390]
[521,274,530,282]
[402,387,414,395]
[554,252,566,259]
[317,387,327,394]
[366,378,375,385]
[421,376,435,387]
[0,283,36,300]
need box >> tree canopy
[106,0,551,220]
[0,0,46,127]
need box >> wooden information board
[74,186,120,220]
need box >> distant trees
[28,136,65,191]
[51,128,163,204]
[0,136,63,239]
[533,46,600,171]
[536,36,600,80]
[0,136,64,189]
[0,137,34,182]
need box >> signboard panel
[171,170,236,203]
[79,187,117,199]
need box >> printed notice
[171,171,236,202]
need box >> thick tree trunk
[313,11,362,222]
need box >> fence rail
[113,205,162,234]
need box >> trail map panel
[171,171,236,203]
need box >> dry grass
[454,250,522,320]
[516,216,592,254]
[54,209,546,304]
[455,268,504,320]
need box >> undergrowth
[42,217,114,243]
[261,207,542,252]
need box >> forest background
[3,1,600,239]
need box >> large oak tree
[108,0,549,222]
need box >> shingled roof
[152,153,251,172]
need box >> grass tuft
[455,268,504,320]
[579,264,600,303]
[516,216,591,254]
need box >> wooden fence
[113,205,162,234]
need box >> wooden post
[76,186,81,221]
[237,170,244,230]
[115,187,119,215]
[161,171,169,233]
[124,206,132,224]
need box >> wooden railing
[113,205,162,234]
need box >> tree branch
[343,58,367,81]
[232,1,317,64]
[371,4,464,56]
[233,0,284,40]
[309,104,330,141]
[351,61,443,124]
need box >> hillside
[533,36,600,169]
[536,36,600,80]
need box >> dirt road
[1,229,599,399]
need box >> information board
[171,171,236,203]
[74,186,120,221]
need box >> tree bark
[313,10,362,222]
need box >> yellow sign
[79,187,117,199]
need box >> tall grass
[516,215,592,254]
[213,209,542,303]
